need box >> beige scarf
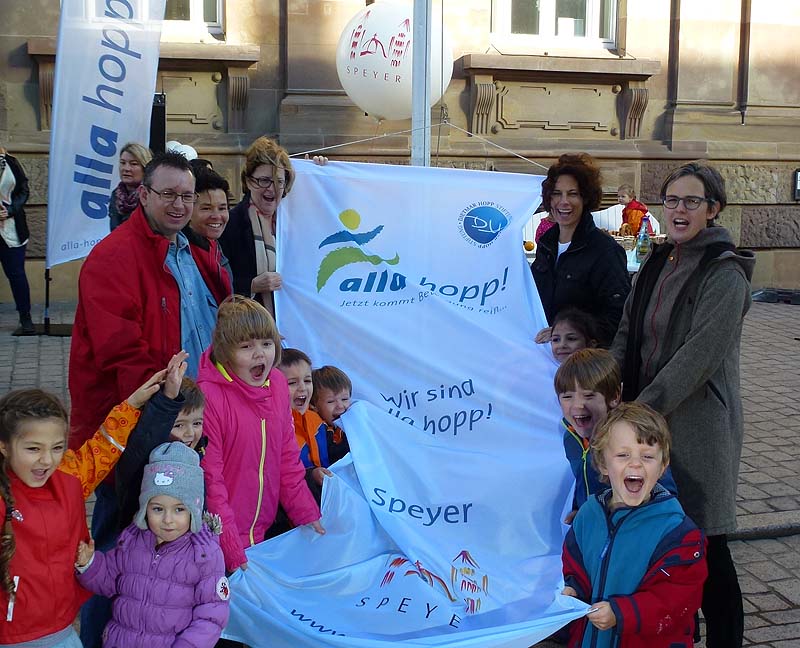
[248,203,277,316]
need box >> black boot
[13,312,36,336]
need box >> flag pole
[411,0,432,167]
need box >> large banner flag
[46,0,166,268]
[223,161,588,646]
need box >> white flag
[223,161,587,646]
[46,0,165,268]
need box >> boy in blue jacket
[555,348,677,523]
[561,403,707,647]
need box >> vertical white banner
[46,0,166,268]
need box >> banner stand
[42,268,73,336]
[12,268,73,337]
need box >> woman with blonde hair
[219,137,296,317]
[109,141,152,230]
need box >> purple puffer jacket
[77,523,230,648]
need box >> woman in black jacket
[219,136,295,318]
[531,153,630,347]
[0,146,34,335]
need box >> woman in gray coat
[611,161,755,648]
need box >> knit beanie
[134,441,204,534]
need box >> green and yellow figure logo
[316,209,400,291]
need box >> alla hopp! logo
[316,209,400,291]
[458,202,510,248]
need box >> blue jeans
[0,239,30,315]
[79,483,120,648]
[12,625,82,647]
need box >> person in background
[617,183,653,237]
[310,365,352,467]
[611,161,755,648]
[277,348,334,499]
[531,153,630,347]
[184,167,232,297]
[109,142,152,231]
[219,137,295,317]
[533,204,556,244]
[549,307,598,365]
[190,158,215,174]
[115,357,203,532]
[0,145,34,336]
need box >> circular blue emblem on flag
[459,205,509,247]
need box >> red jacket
[69,207,230,448]
[562,489,707,647]
[0,471,91,644]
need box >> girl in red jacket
[0,389,88,647]
[0,367,182,647]
[198,296,324,574]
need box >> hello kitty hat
[134,441,205,533]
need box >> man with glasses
[68,151,231,648]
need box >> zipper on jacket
[160,297,170,362]
[588,508,633,647]
[5,576,18,621]
[566,424,592,501]
[248,418,267,546]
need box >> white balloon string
[444,122,550,171]
[291,119,549,171]
[290,123,436,158]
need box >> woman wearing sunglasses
[219,137,295,317]
[611,161,755,648]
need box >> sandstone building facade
[0,0,797,299]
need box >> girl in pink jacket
[198,296,324,572]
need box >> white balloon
[335,1,453,121]
[165,140,181,152]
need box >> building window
[165,0,223,33]
[494,0,616,48]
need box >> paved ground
[2,300,799,646]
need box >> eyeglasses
[662,195,712,210]
[248,175,286,191]
[145,186,198,204]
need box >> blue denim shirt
[164,232,218,376]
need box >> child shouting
[198,296,323,573]
[310,365,352,466]
[76,442,229,647]
[277,349,333,491]
[561,402,707,647]
[556,349,676,521]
